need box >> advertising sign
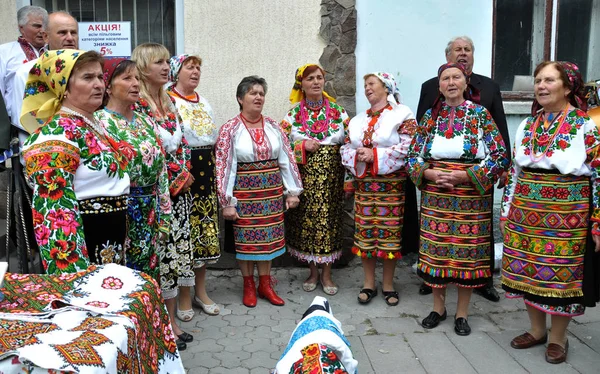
[79,22,131,57]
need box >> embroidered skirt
[287,145,344,264]
[502,168,589,316]
[188,147,220,267]
[233,159,286,261]
[352,170,406,260]
[159,191,192,298]
[417,161,492,288]
[124,184,160,281]
[80,195,127,266]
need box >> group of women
[17,41,599,364]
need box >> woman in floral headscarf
[21,49,130,274]
[167,54,221,320]
[281,64,350,295]
[94,58,171,282]
[340,72,417,306]
[500,61,600,364]
[408,62,508,336]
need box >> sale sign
[79,22,132,57]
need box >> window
[493,0,600,97]
[32,0,176,54]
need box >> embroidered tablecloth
[0,264,185,373]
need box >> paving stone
[346,336,374,373]
[187,366,209,374]
[240,337,277,354]
[246,314,273,327]
[243,350,277,370]
[222,314,254,327]
[218,336,253,353]
[405,332,476,373]
[370,316,421,335]
[362,334,426,373]
[186,338,223,354]
[184,352,221,371]
[271,318,298,333]
[447,332,527,373]
[569,321,600,354]
[221,325,253,337]
[244,325,278,339]
[249,368,271,374]
[209,367,249,374]
[196,325,227,340]
[212,350,251,368]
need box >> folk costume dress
[407,100,508,288]
[95,108,172,281]
[20,50,130,275]
[216,115,303,261]
[501,106,600,316]
[341,102,417,260]
[168,86,220,276]
[134,97,192,299]
[280,98,349,264]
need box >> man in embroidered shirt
[0,6,48,149]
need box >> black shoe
[177,331,194,343]
[421,309,447,329]
[474,285,500,302]
[357,288,377,304]
[176,338,187,351]
[419,283,432,295]
[454,317,471,336]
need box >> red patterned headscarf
[430,63,478,121]
[103,57,128,85]
[531,61,587,115]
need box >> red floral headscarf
[531,61,588,115]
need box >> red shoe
[242,276,257,308]
[257,275,285,306]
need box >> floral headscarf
[168,54,201,83]
[103,57,128,85]
[20,49,84,133]
[531,61,587,115]
[430,62,479,121]
[369,71,402,107]
[289,63,335,105]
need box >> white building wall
[182,0,326,126]
[355,0,494,116]
[0,0,18,44]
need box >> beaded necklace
[170,86,199,103]
[528,104,570,163]
[298,98,331,140]
[240,114,265,144]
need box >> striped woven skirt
[352,170,406,260]
[233,159,286,261]
[287,145,344,264]
[417,161,492,287]
[502,168,589,316]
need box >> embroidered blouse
[500,108,600,233]
[95,109,172,234]
[134,97,191,196]
[23,113,130,273]
[408,100,508,194]
[340,103,417,190]
[167,90,218,148]
[215,115,303,208]
[280,99,350,164]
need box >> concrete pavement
[178,257,600,373]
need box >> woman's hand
[593,234,600,253]
[222,206,240,221]
[423,169,453,189]
[436,170,469,189]
[286,196,300,210]
[499,220,505,237]
[356,147,374,163]
[182,175,195,193]
[305,140,320,153]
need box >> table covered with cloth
[0,264,185,373]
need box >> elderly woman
[341,72,417,306]
[216,75,303,308]
[94,58,171,282]
[167,54,221,319]
[281,64,349,295]
[408,63,508,335]
[131,43,194,350]
[21,50,130,274]
[500,61,600,364]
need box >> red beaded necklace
[240,113,265,144]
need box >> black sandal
[357,288,377,304]
[382,290,399,306]
[176,338,187,351]
[177,331,194,343]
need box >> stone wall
[319,0,357,117]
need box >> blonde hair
[131,42,172,114]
